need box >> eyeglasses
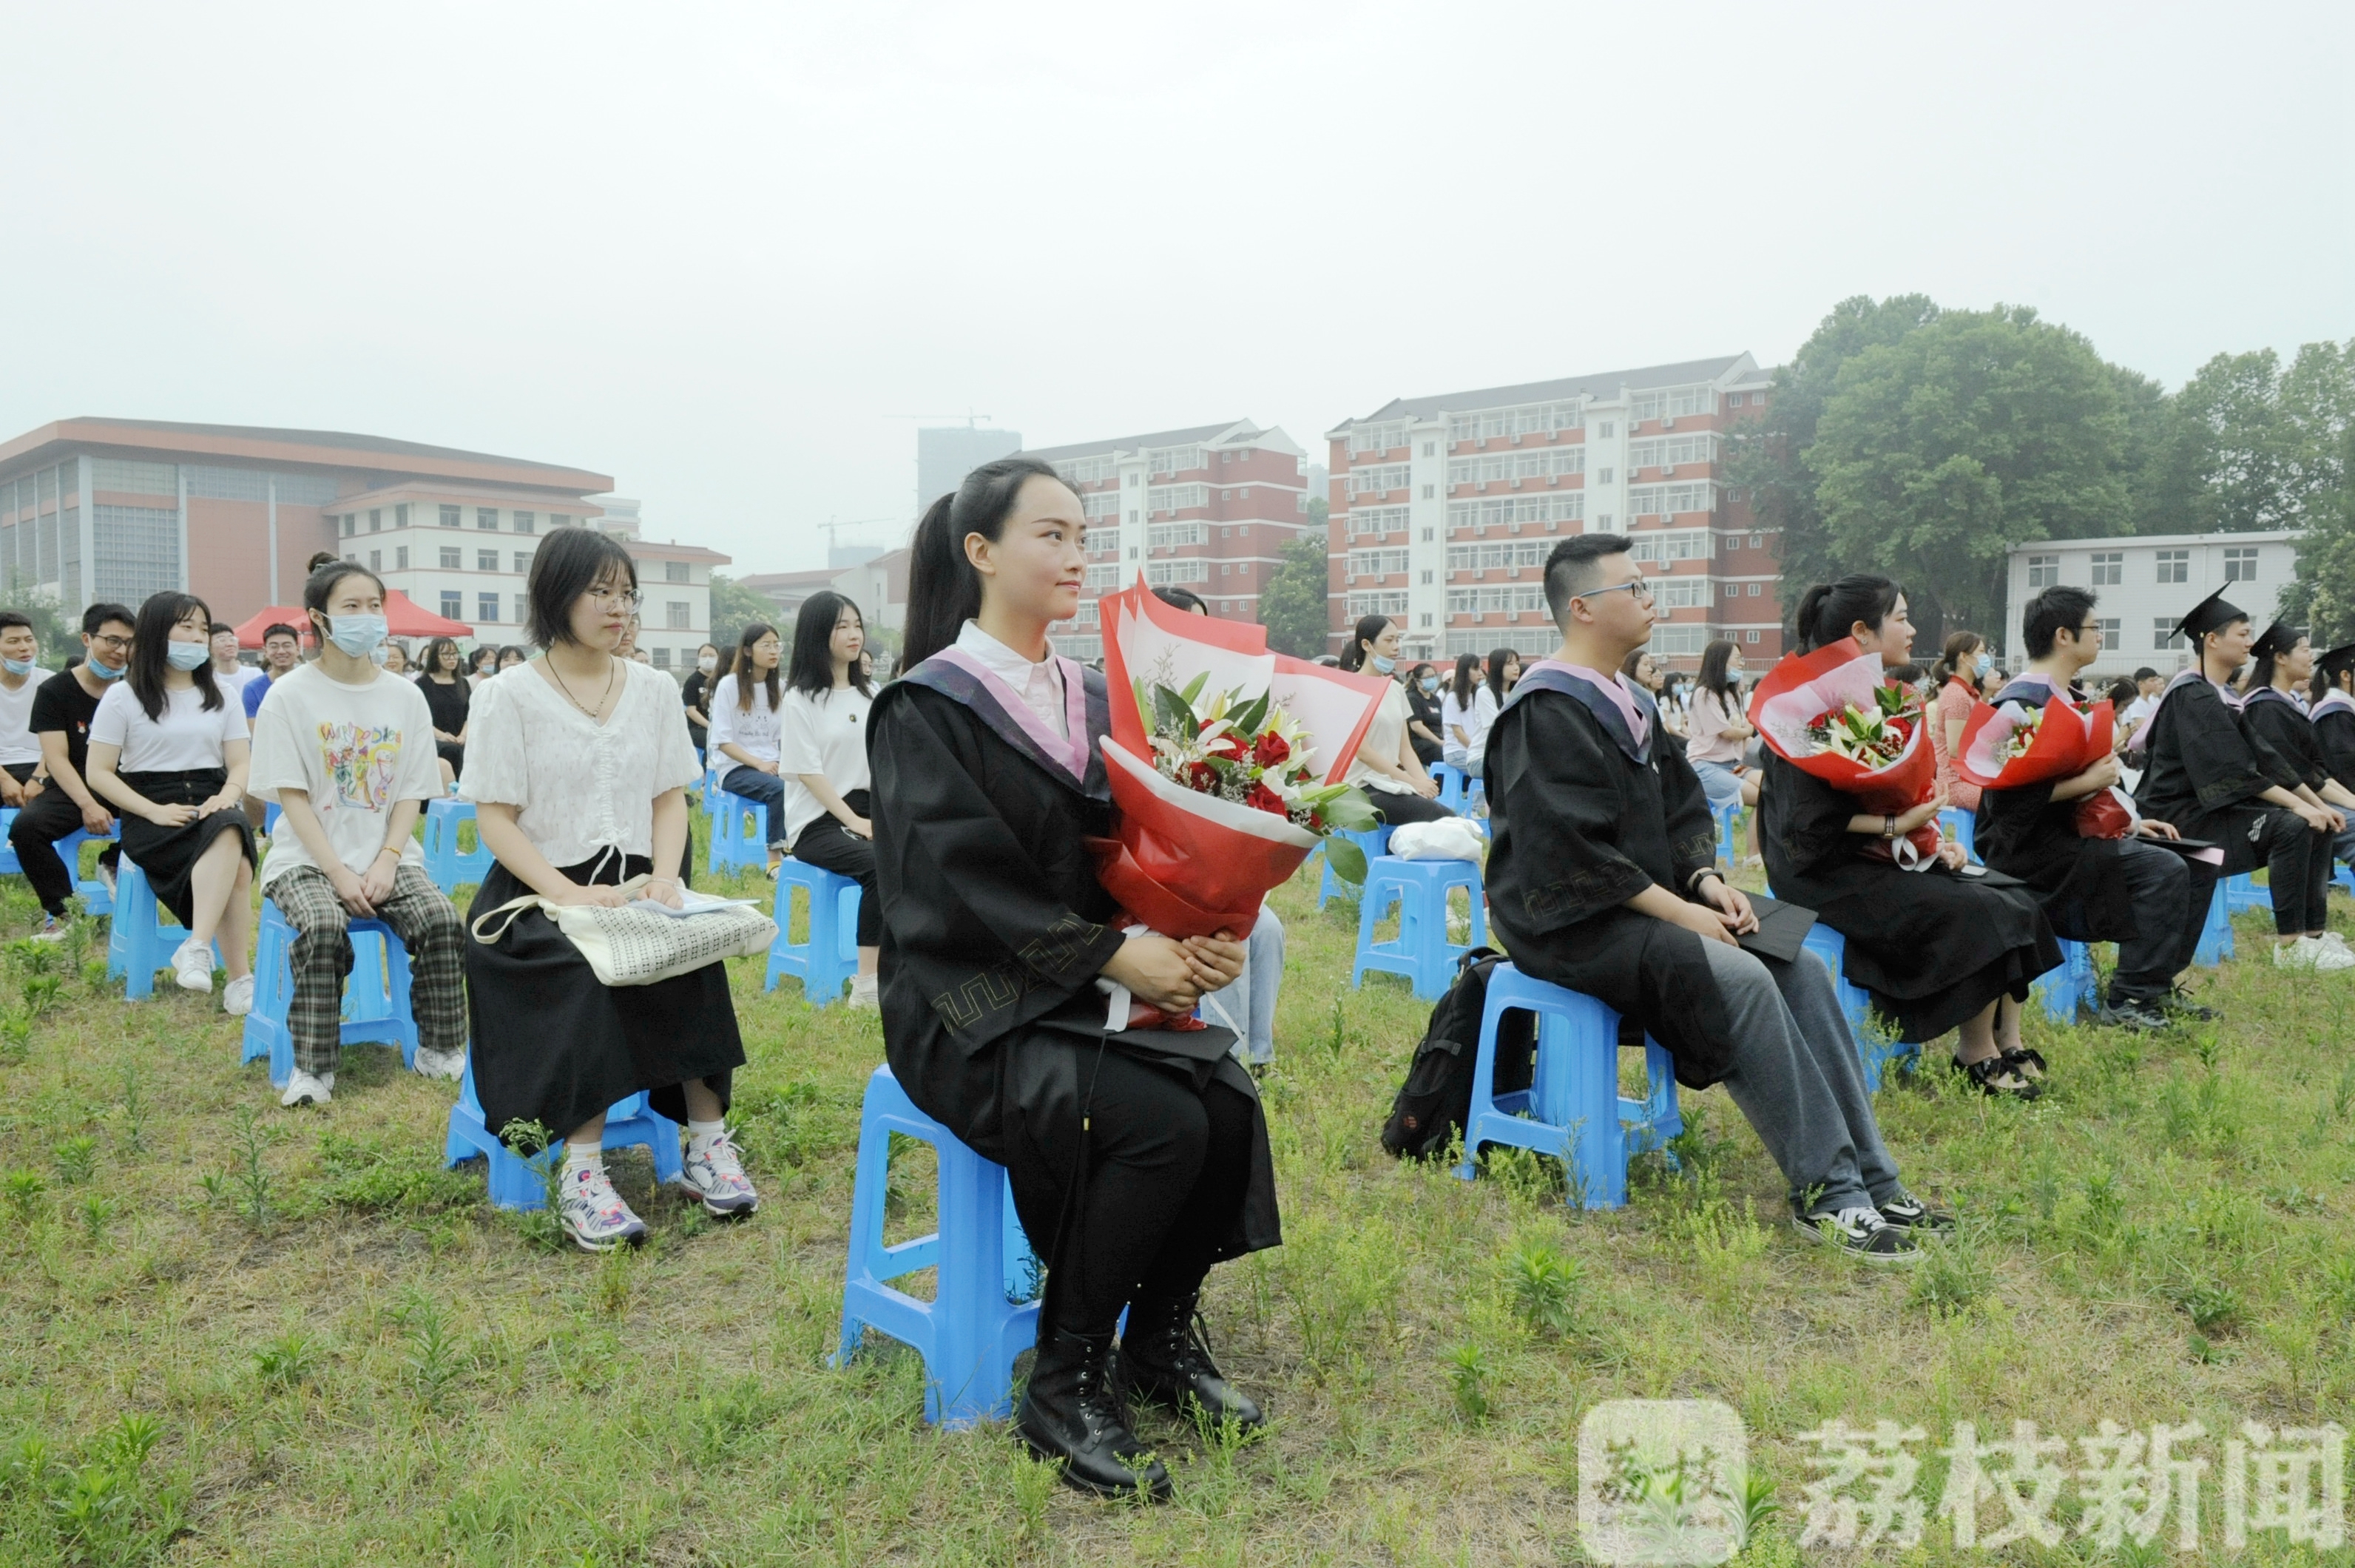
[584,587,643,611]
[1575,578,1657,605]
[88,635,132,652]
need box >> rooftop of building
[1331,354,1764,430]
[1022,419,1287,462]
[2005,529,2303,553]
[0,416,612,493]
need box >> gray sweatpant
[1698,939,1903,1217]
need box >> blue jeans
[1203,905,1285,1066]
[720,766,787,850]
[1691,758,1744,814]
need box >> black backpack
[1379,947,1535,1161]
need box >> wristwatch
[1882,814,1898,839]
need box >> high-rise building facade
[1027,420,1311,660]
[1322,356,1778,669]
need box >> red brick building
[1323,356,1778,670]
[1021,421,1311,660]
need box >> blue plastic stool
[240,901,420,1086]
[766,860,860,1005]
[1353,854,1486,1000]
[700,766,723,814]
[2337,862,2354,895]
[1938,808,1976,862]
[835,1064,1042,1427]
[1713,803,1743,867]
[443,1052,683,1209]
[2194,880,2235,967]
[1795,920,1919,1091]
[420,798,494,893]
[59,827,117,915]
[0,806,16,875]
[1316,825,1392,910]
[706,785,771,877]
[104,862,220,1000]
[1427,763,1469,812]
[2031,938,2097,1025]
[2223,871,2268,915]
[1456,962,1681,1209]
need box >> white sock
[561,1144,602,1179]
[686,1118,727,1151]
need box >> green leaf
[1229,692,1271,738]
[1320,791,1381,831]
[1152,683,1195,737]
[1180,672,1209,707]
[1324,836,1369,886]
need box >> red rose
[1183,761,1217,793]
[1251,731,1291,768]
[1245,782,1288,817]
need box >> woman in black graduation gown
[2311,642,2355,844]
[2132,592,2343,964]
[868,457,1271,1503]
[2241,621,2355,933]
[1759,576,2061,1098]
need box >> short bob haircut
[525,526,638,649]
[127,591,225,722]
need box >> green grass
[3,823,2354,1564]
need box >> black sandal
[1951,1052,2041,1100]
[1999,1045,2047,1081]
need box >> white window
[368,550,381,570]
[395,546,409,570]
[1085,564,1121,592]
[2027,553,2060,588]
[1148,521,1207,550]
[1346,550,1411,577]
[1625,530,1710,564]
[1648,624,1710,656]
[1745,630,1760,643]
[1347,464,1412,494]
[2089,550,2123,587]
[440,591,462,620]
[1445,587,1547,615]
[1445,494,1586,531]
[477,507,499,530]
[515,552,533,574]
[1445,541,1548,572]
[652,646,672,669]
[1146,446,1206,477]
[478,592,501,624]
[439,504,461,528]
[1053,454,1118,486]
[1443,401,1581,445]
[1146,484,1208,514]
[2098,616,2120,646]
[1082,491,1119,518]
[395,504,410,528]
[1653,578,1708,609]
[2154,618,2184,650]
[439,547,461,569]
[1628,433,1719,470]
[2155,550,2189,584]
[478,550,499,572]
[369,510,382,532]
[1346,592,1410,617]
[1348,422,1409,456]
[666,600,690,629]
[665,560,687,583]
[1629,386,1715,422]
[1748,583,1761,595]
[1348,505,1411,536]
[2224,546,2260,582]
[1626,483,1715,518]
[1723,584,1740,599]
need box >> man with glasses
[1973,585,2217,1028]
[9,603,132,938]
[1482,533,1948,1263]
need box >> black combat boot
[1016,1326,1171,1500]
[1119,1292,1263,1432]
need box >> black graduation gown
[2243,688,2331,794]
[866,655,1280,1263]
[1759,751,2059,1043]
[2132,676,2302,874]
[1481,667,1737,1089]
[1971,677,2143,943]
[2314,697,2355,787]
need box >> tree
[2109,362,2197,535]
[0,585,78,664]
[1805,305,2127,641]
[1259,531,1331,658]
[2174,350,2299,533]
[706,571,782,646]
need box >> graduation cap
[2175,587,2248,645]
[2317,642,2355,684]
[2250,619,2305,663]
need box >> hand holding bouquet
[1956,689,2124,837]
[1749,638,1941,869]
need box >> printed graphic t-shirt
[246,663,440,888]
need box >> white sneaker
[2319,931,2351,956]
[29,915,67,942]
[411,1044,466,1081]
[280,1069,334,1107]
[172,938,214,993]
[558,1163,649,1251]
[222,974,254,1016]
[682,1129,759,1217]
[2274,937,2317,970]
[95,862,115,896]
[2314,938,2355,973]
[848,973,879,1009]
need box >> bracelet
[374,846,402,862]
[1882,814,1897,840]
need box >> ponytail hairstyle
[1794,574,1905,654]
[127,591,223,722]
[303,558,387,651]
[1450,651,1481,707]
[901,456,1074,672]
[787,591,873,700]
[732,621,783,712]
[1337,614,1393,673]
[1697,638,1739,706]
[1931,629,1984,686]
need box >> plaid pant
[266,863,469,1076]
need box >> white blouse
[706,672,785,788]
[1345,682,1417,795]
[777,684,874,849]
[459,659,703,868]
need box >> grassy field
[3,822,2354,1566]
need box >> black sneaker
[2163,989,2218,1023]
[1876,1189,1956,1234]
[1951,1052,2041,1100]
[2094,997,2170,1032]
[1794,1205,1922,1263]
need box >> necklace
[547,655,618,720]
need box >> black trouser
[1004,1047,1255,1340]
[2108,837,2216,1004]
[790,787,879,946]
[8,784,118,917]
[1356,785,1454,827]
[2248,807,2334,935]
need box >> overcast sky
[4,2,2348,575]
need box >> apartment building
[1024,420,1311,660]
[2001,530,2300,681]
[1323,355,1779,668]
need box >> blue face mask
[1974,652,1994,677]
[1420,676,1440,692]
[1371,655,1396,675]
[321,613,388,660]
[1,656,34,677]
[88,653,126,680]
[166,641,211,672]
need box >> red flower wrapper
[1747,637,1941,869]
[1956,692,2128,838]
[1086,580,1391,1025]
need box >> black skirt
[463,851,746,1140]
[117,768,254,927]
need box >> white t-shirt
[89,681,250,773]
[213,663,260,699]
[1345,681,1417,795]
[1439,684,1498,768]
[706,672,785,788]
[0,671,42,768]
[247,664,438,889]
[460,660,702,868]
[777,684,874,848]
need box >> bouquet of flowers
[1748,637,1941,869]
[1956,690,2126,837]
[1089,580,1390,977]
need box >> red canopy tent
[232,589,473,649]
